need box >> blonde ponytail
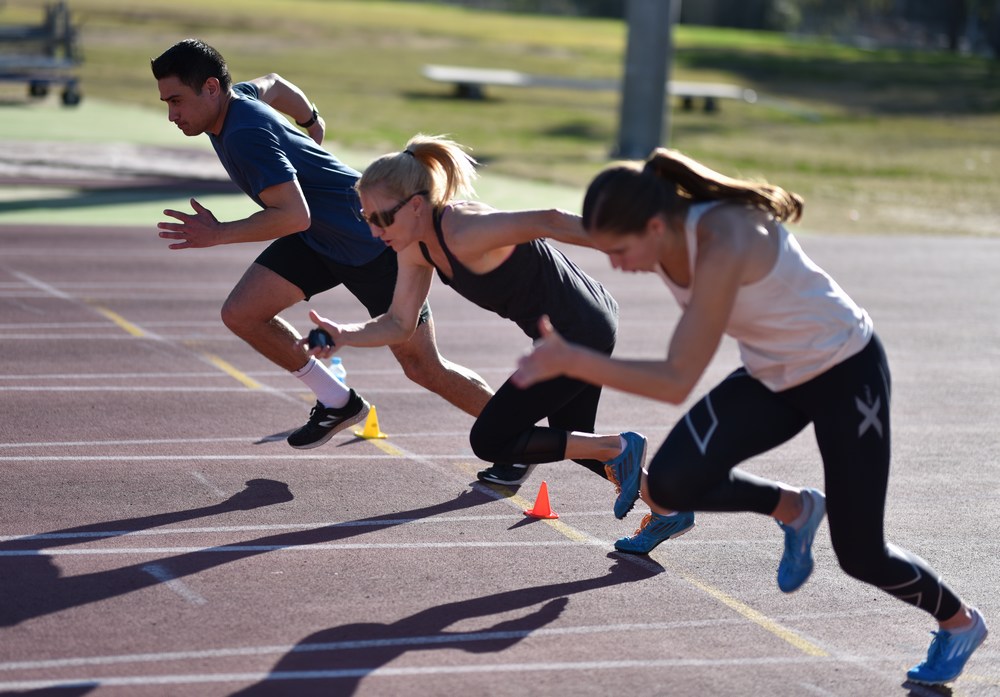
[357,134,478,208]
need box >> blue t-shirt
[209,82,385,266]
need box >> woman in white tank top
[513,148,986,687]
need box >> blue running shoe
[604,432,646,520]
[907,608,988,685]
[614,511,695,554]
[776,488,826,593]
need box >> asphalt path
[1,222,998,696]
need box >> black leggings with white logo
[646,334,961,621]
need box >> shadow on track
[232,554,663,696]
[0,483,494,627]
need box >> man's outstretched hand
[158,198,222,249]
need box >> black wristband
[296,105,318,128]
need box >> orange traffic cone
[524,481,559,519]
[353,405,387,439]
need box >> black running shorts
[254,233,431,323]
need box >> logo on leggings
[685,394,719,455]
[856,385,883,438]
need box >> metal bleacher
[0,1,82,105]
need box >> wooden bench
[0,1,82,105]
[421,64,756,112]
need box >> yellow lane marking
[200,353,263,390]
[367,439,405,457]
[92,307,146,338]
[678,572,829,657]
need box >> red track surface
[1,223,998,696]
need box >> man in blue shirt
[151,39,492,449]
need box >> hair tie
[403,149,416,157]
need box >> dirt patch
[0,140,230,188]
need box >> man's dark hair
[151,39,232,93]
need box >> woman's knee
[469,420,505,462]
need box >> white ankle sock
[292,357,350,408]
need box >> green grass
[2,0,999,236]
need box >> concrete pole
[614,0,680,159]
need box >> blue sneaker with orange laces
[604,432,646,520]
[907,608,988,685]
[614,511,696,554]
[776,488,826,593]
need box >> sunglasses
[361,190,428,228]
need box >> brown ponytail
[646,148,803,222]
[583,148,803,235]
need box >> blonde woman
[306,135,694,553]
[513,148,986,686]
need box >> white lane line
[0,386,441,395]
[0,513,618,542]
[190,471,227,498]
[0,656,839,691]
[0,281,230,290]
[797,683,841,696]
[0,372,247,381]
[0,368,512,377]
[0,617,780,671]
[0,433,472,447]
[0,333,229,340]
[141,564,207,606]
[0,454,482,462]
[0,386,279,392]
[0,608,907,675]
[8,270,75,301]
[0,540,592,556]
[0,274,298,403]
[0,322,222,329]
[0,322,137,329]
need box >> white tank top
[658,201,873,391]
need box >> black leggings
[646,335,961,621]
[470,371,611,480]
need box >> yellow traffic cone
[354,405,387,439]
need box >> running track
[1,223,998,696]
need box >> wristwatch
[296,104,319,128]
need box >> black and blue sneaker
[615,511,696,554]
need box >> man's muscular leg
[223,263,358,448]
[221,263,311,371]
